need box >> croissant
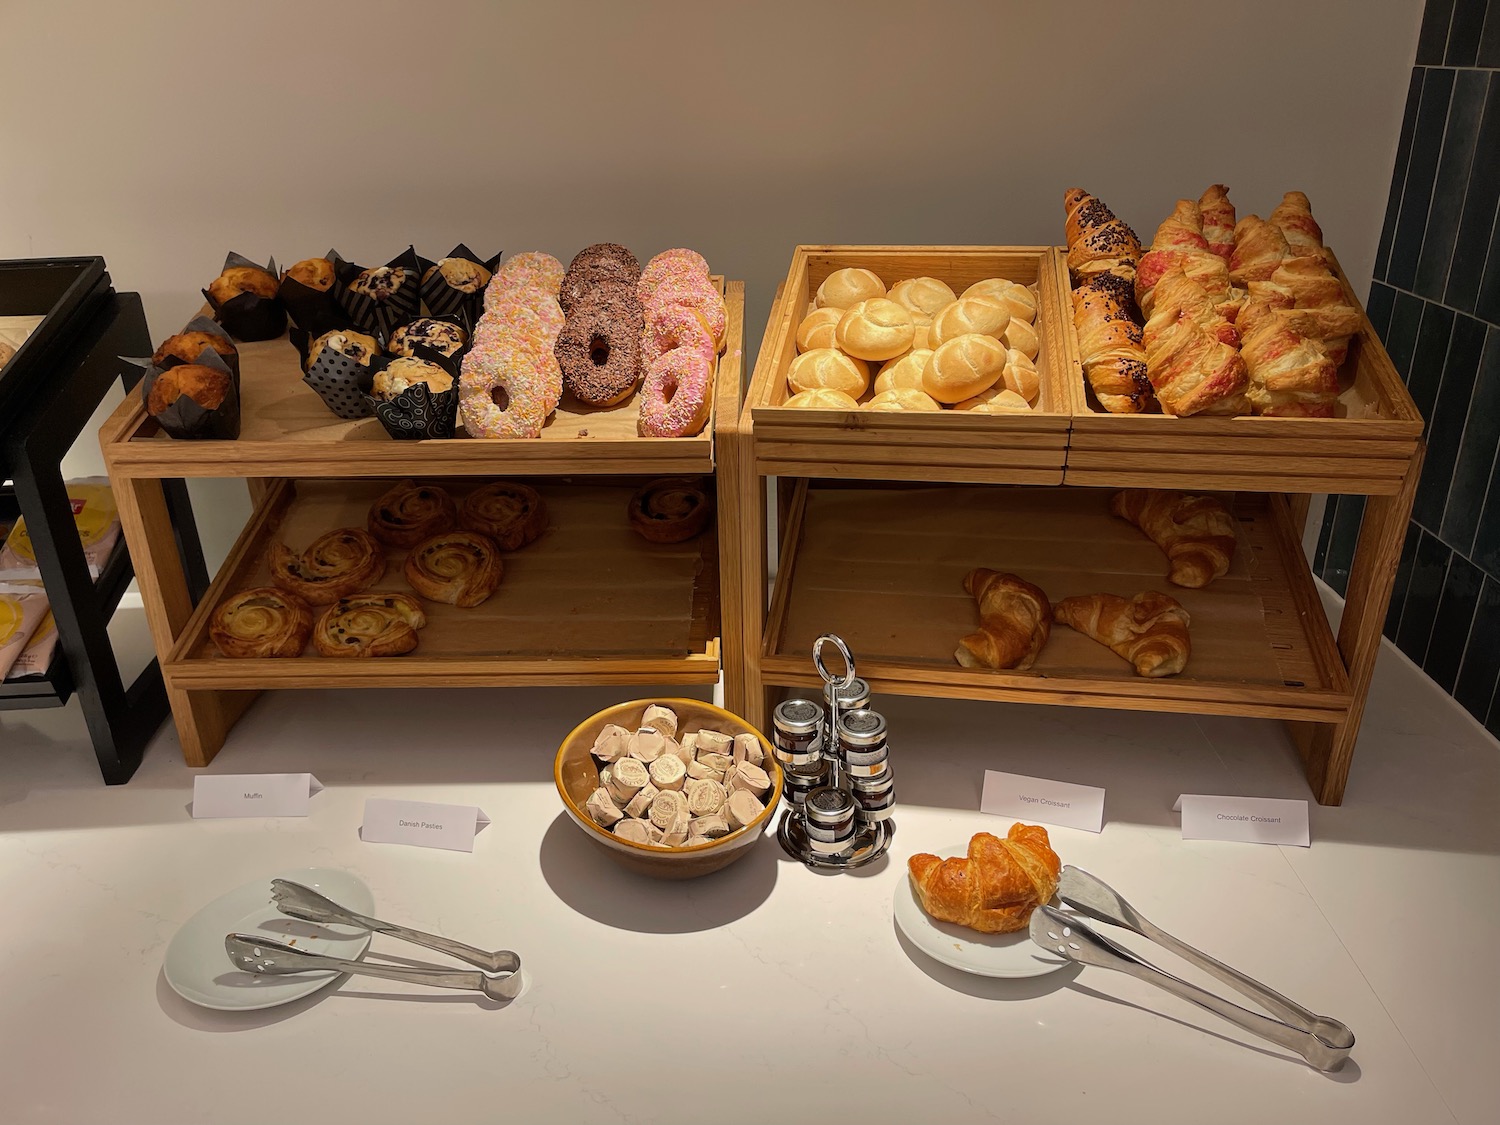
[1228,215,1290,286]
[1110,488,1237,588]
[1198,185,1236,263]
[955,569,1051,670]
[1063,188,1143,281]
[1240,314,1341,417]
[1141,267,1249,416]
[1147,266,1239,348]
[1268,191,1327,261]
[1267,256,1360,366]
[1135,199,1212,315]
[908,824,1061,934]
[1071,273,1153,413]
[1053,591,1191,677]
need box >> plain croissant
[908,823,1062,934]
[1053,591,1192,677]
[955,569,1051,670]
[1110,489,1237,589]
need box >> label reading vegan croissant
[980,770,1106,833]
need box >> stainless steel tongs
[1030,866,1354,1071]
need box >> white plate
[163,868,373,1011]
[893,846,1069,979]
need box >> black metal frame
[1,259,208,783]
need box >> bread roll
[957,387,1031,413]
[796,307,843,352]
[865,388,942,411]
[874,349,932,394]
[788,347,870,397]
[922,333,1007,404]
[929,296,1009,347]
[887,277,957,317]
[1003,316,1040,361]
[836,298,915,361]
[911,314,933,351]
[784,387,860,409]
[963,278,1037,324]
[815,267,885,310]
[1001,350,1040,403]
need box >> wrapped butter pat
[733,733,765,766]
[605,757,650,804]
[648,789,689,830]
[696,751,733,773]
[725,789,765,830]
[592,724,632,763]
[629,728,667,763]
[649,753,687,791]
[686,778,727,816]
[624,782,660,819]
[586,787,625,827]
[690,811,731,838]
[727,761,771,797]
[686,760,722,782]
[695,729,733,755]
[613,818,652,844]
[640,704,679,740]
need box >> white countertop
[2,604,1497,1125]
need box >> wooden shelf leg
[1289,447,1424,805]
[169,687,260,766]
[720,427,769,732]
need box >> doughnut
[641,304,716,372]
[367,480,457,548]
[459,482,548,550]
[645,276,726,348]
[560,244,641,311]
[269,528,386,606]
[492,252,564,301]
[639,348,713,438]
[627,478,713,543]
[639,249,711,302]
[554,291,644,406]
[313,593,427,658]
[473,303,562,412]
[488,287,564,340]
[210,587,312,658]
[459,336,551,438]
[403,530,504,608]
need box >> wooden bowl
[555,698,784,880]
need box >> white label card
[980,770,1106,833]
[192,773,322,818]
[361,798,491,853]
[1175,794,1310,847]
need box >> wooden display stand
[101,281,744,766]
[729,247,1422,806]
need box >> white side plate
[164,868,373,1011]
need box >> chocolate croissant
[908,823,1061,934]
[1072,273,1153,414]
[1063,188,1143,282]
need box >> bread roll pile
[583,704,772,847]
[782,267,1042,414]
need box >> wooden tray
[760,481,1350,723]
[164,477,721,689]
[1063,252,1422,495]
[745,247,1072,485]
[104,281,742,479]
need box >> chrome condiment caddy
[773,634,894,869]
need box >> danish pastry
[209,587,312,658]
[627,478,713,543]
[268,527,386,605]
[367,480,457,548]
[459,481,547,551]
[404,530,504,608]
[314,592,426,657]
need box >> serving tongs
[1030,866,1354,1071]
[223,878,523,1001]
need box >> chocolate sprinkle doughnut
[554,287,645,406]
[560,244,641,312]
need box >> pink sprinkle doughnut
[639,249,710,301]
[492,251,564,299]
[489,287,564,340]
[459,332,551,438]
[641,304,716,372]
[647,277,726,349]
[639,346,713,438]
[474,306,561,413]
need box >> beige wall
[1,0,1421,567]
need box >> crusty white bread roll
[874,349,932,394]
[922,332,1007,404]
[957,387,1032,413]
[784,387,860,409]
[911,314,933,351]
[796,307,843,352]
[836,297,915,361]
[887,276,957,318]
[1003,315,1040,361]
[788,347,870,397]
[865,387,942,411]
[929,295,1010,347]
[964,278,1037,325]
[815,267,885,310]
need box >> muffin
[285,257,335,291]
[389,318,468,358]
[349,266,408,300]
[146,364,232,415]
[307,329,380,368]
[207,265,279,305]
[423,258,492,294]
[152,330,238,368]
[373,358,453,398]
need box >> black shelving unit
[0,257,208,782]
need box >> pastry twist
[210,587,312,658]
[459,482,547,551]
[269,528,386,605]
[404,530,504,607]
[1072,273,1151,414]
[313,592,427,657]
[367,480,457,548]
[628,478,713,543]
[1063,188,1142,281]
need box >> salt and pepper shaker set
[771,634,894,869]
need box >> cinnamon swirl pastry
[209,587,313,658]
[367,480,458,548]
[403,530,504,607]
[269,527,386,605]
[627,478,713,543]
[458,482,547,551]
[313,592,427,657]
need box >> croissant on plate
[907,823,1061,934]
[1063,188,1143,281]
[1110,488,1237,588]
[955,568,1051,670]
[1072,273,1153,413]
[1142,266,1249,416]
[1053,591,1192,677]
[1198,185,1236,263]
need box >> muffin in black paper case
[334,247,428,338]
[419,244,501,323]
[151,315,240,379]
[203,251,286,342]
[297,326,381,420]
[278,250,347,338]
[361,349,460,440]
[132,347,241,440]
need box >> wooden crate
[759,481,1350,724]
[745,247,1072,485]
[1063,253,1422,495]
[165,477,721,690]
[104,281,740,479]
